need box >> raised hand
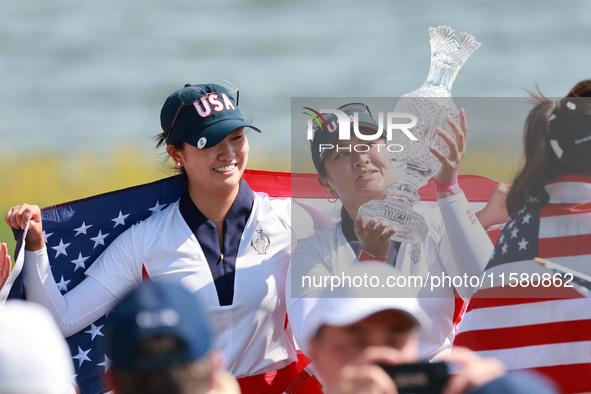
[0,242,11,290]
[430,108,468,183]
[5,204,44,251]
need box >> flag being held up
[5,171,498,394]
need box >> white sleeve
[286,237,330,357]
[24,248,119,338]
[84,222,144,299]
[437,192,494,300]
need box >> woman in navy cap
[5,81,324,394]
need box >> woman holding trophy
[289,26,506,362]
[288,103,501,361]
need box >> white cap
[300,262,431,355]
[0,300,75,394]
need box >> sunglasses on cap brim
[165,79,240,142]
[318,102,374,125]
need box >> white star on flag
[56,276,71,292]
[84,323,104,341]
[73,222,93,236]
[522,213,532,224]
[518,238,529,250]
[51,239,71,258]
[90,230,109,249]
[111,211,130,228]
[507,219,515,229]
[518,206,527,215]
[501,243,509,255]
[73,346,92,367]
[526,195,540,204]
[498,233,505,243]
[510,228,519,239]
[43,230,54,243]
[98,354,111,372]
[149,201,167,214]
[71,253,89,272]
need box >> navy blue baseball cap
[550,98,591,152]
[161,81,261,149]
[310,103,380,173]
[104,281,212,372]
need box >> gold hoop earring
[327,191,338,203]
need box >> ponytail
[506,95,558,213]
[507,80,591,214]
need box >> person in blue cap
[104,280,239,394]
[5,81,325,394]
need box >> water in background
[1,0,590,165]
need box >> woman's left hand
[0,242,11,290]
[430,108,468,183]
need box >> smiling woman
[319,132,394,223]
[4,81,324,394]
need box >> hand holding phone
[442,347,506,394]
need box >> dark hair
[153,133,188,181]
[111,356,213,394]
[506,80,591,213]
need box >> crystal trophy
[358,25,481,245]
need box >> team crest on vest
[251,229,270,255]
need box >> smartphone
[378,362,448,394]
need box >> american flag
[6,170,299,393]
[7,172,498,394]
[11,174,187,393]
[455,174,591,394]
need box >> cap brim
[320,297,430,331]
[184,119,261,149]
[298,296,431,357]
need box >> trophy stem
[424,58,459,94]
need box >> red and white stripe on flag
[455,174,591,394]
[245,170,496,224]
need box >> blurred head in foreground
[0,300,75,394]
[303,263,430,391]
[302,263,559,394]
[104,281,239,394]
